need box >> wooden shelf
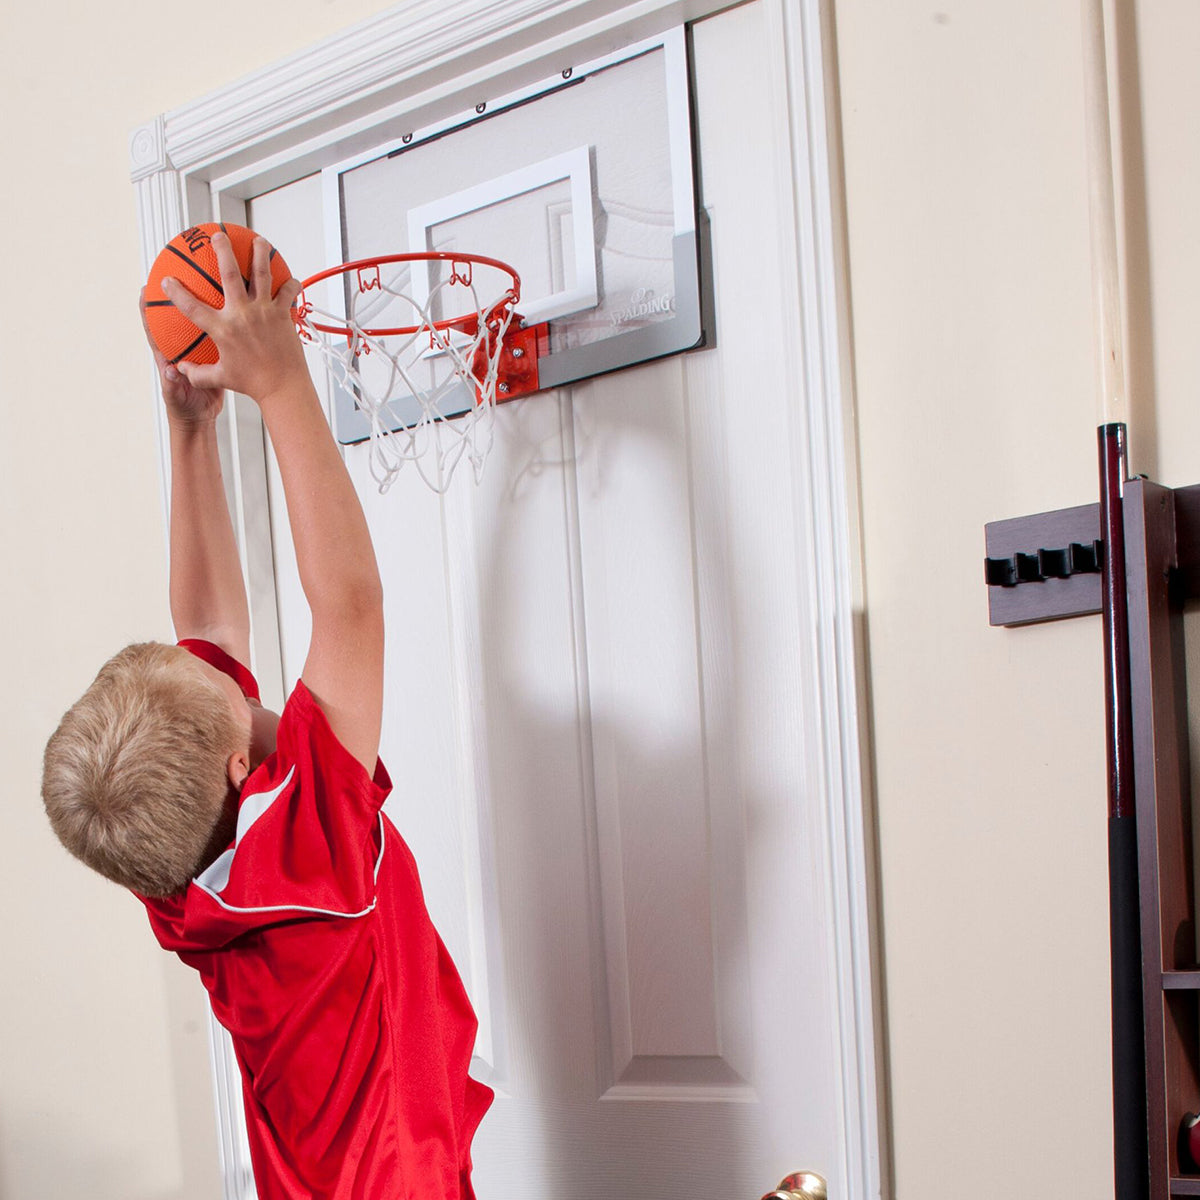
[1163,973,1200,992]
[1170,1179,1200,1197]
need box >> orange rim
[294,251,522,339]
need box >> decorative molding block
[129,116,168,181]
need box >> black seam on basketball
[143,299,174,308]
[166,244,224,296]
[169,331,209,365]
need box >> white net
[294,255,520,493]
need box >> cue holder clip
[984,539,1104,587]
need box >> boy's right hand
[140,289,225,427]
[159,231,307,406]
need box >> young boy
[41,231,492,1199]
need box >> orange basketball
[144,222,291,365]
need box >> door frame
[130,1,884,1196]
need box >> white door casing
[130,2,882,1198]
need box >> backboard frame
[317,28,707,444]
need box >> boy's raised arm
[163,233,384,773]
[141,297,251,666]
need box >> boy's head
[41,642,254,897]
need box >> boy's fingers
[210,230,248,304]
[161,276,218,331]
[279,276,303,310]
[175,359,223,390]
[249,237,272,301]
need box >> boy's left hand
[140,289,225,427]
[161,232,306,406]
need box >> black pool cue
[1098,420,1149,1200]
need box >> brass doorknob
[760,1170,828,1200]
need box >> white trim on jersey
[193,764,387,918]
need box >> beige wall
[0,4,397,1198]
[3,1,1195,1198]
[835,0,1200,1196]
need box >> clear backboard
[317,28,708,443]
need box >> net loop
[356,265,382,294]
[294,296,315,334]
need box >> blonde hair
[42,642,242,897]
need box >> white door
[242,4,876,1197]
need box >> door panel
[247,3,851,1195]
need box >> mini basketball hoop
[292,252,543,492]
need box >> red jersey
[140,641,492,1199]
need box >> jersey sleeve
[188,680,394,924]
[178,639,261,701]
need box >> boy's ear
[227,751,251,792]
